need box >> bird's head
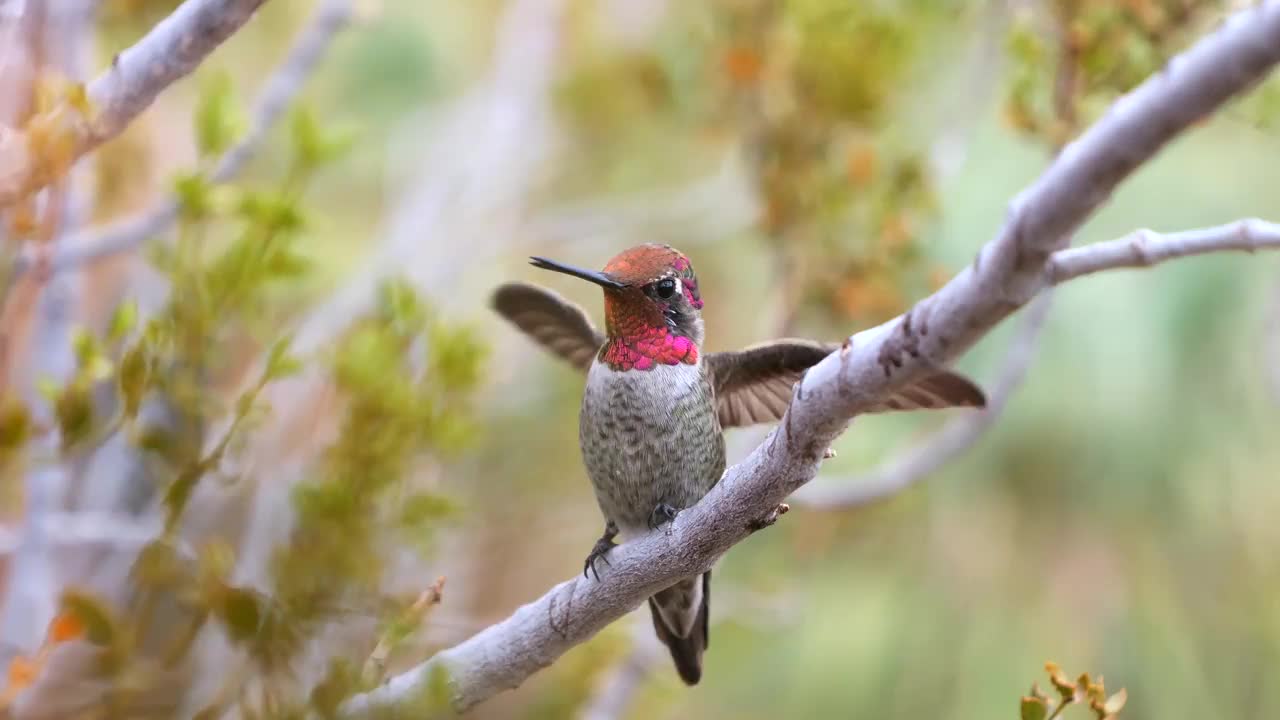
[530,244,704,369]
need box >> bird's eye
[655,278,677,299]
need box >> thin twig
[361,576,446,686]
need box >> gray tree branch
[794,217,1280,508]
[791,291,1054,509]
[337,4,1280,715]
[0,0,272,209]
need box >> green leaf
[378,277,428,331]
[54,383,94,449]
[131,539,189,590]
[164,466,203,525]
[310,658,360,716]
[0,399,31,452]
[71,327,98,366]
[194,71,243,158]
[117,343,149,418]
[237,189,303,232]
[217,586,263,643]
[266,246,311,278]
[107,301,138,342]
[59,589,119,646]
[266,334,304,380]
[398,492,458,535]
[291,105,356,168]
[135,425,187,466]
[428,323,485,390]
[199,539,236,583]
[291,105,324,169]
[174,172,215,219]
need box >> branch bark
[0,0,272,209]
[1044,218,1280,282]
[791,291,1054,509]
[337,3,1280,715]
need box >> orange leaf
[722,46,763,85]
[5,654,37,690]
[846,143,877,187]
[48,609,85,643]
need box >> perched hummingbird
[491,244,985,685]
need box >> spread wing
[491,282,604,371]
[706,340,987,428]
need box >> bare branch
[0,512,164,556]
[337,4,1280,716]
[0,0,272,209]
[1045,218,1280,282]
[12,0,354,278]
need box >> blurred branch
[13,0,355,278]
[337,4,1280,716]
[577,617,663,720]
[0,0,95,664]
[792,291,1054,509]
[1268,277,1280,403]
[528,152,758,252]
[0,0,271,209]
[361,577,447,687]
[0,512,164,556]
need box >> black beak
[530,256,625,290]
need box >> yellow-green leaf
[1020,696,1048,720]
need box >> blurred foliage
[1001,0,1280,147]
[3,1,1280,719]
[1,69,484,717]
[557,0,977,328]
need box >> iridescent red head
[530,244,705,371]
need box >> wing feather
[706,340,986,428]
[491,282,603,371]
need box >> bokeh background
[4,0,1280,718]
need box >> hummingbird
[491,243,985,686]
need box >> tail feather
[648,570,710,685]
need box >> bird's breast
[579,359,726,533]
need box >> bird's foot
[648,503,680,529]
[583,521,619,581]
